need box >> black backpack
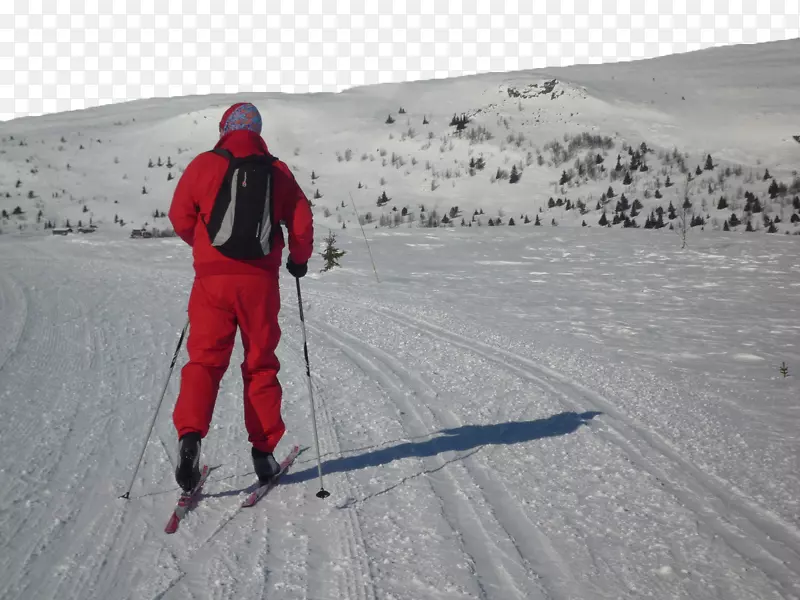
[204,148,279,259]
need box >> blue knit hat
[219,102,263,137]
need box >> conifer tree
[320,230,346,271]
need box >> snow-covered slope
[0,40,799,600]
[1,38,799,239]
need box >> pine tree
[717,196,728,210]
[508,217,515,226]
[534,214,541,226]
[793,196,800,210]
[598,211,608,226]
[668,201,677,220]
[704,154,714,170]
[768,179,779,199]
[665,175,673,187]
[746,219,754,232]
[167,172,174,181]
[157,156,163,167]
[695,165,702,176]
[655,189,662,199]
[320,230,346,271]
[524,215,531,224]
[167,156,174,168]
[623,171,632,185]
[763,168,771,181]
[142,186,147,195]
[385,114,395,124]
[729,212,740,227]
[559,170,569,185]
[509,165,521,184]
[723,220,730,231]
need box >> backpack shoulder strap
[210,148,234,160]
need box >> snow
[0,40,799,600]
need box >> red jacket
[169,130,314,277]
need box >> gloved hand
[286,257,308,278]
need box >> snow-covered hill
[1,38,799,239]
[1,40,799,600]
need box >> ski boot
[175,432,202,493]
[252,446,281,485]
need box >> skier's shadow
[282,410,602,491]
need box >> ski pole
[119,317,189,500]
[295,277,330,499]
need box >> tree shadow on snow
[283,410,602,496]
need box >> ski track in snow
[309,289,800,599]
[310,319,568,600]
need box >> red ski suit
[168,125,314,453]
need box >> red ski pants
[173,272,285,453]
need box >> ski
[242,444,301,507]
[164,464,210,534]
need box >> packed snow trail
[0,226,799,600]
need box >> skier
[168,102,314,492]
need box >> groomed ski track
[1,229,799,600]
